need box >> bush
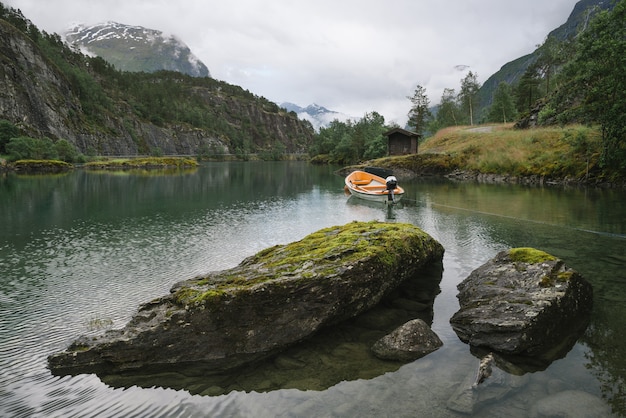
[6,137,58,161]
[0,120,20,154]
[5,136,84,162]
[54,139,80,162]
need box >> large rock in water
[49,221,444,375]
[450,248,593,362]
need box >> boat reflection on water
[346,194,421,221]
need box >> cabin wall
[387,133,417,155]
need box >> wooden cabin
[384,128,421,156]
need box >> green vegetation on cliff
[0,5,313,157]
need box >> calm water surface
[1,161,625,417]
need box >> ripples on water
[1,165,624,417]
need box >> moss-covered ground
[83,156,198,169]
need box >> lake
[1,161,624,417]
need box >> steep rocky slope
[0,11,313,156]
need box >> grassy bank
[421,124,601,180]
[364,124,623,185]
[83,156,198,170]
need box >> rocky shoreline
[338,160,625,189]
[444,169,624,188]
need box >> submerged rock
[371,319,442,361]
[49,221,444,375]
[450,248,592,365]
[446,353,530,414]
[530,390,613,418]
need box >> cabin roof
[383,127,421,138]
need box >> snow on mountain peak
[281,102,353,131]
[63,21,210,78]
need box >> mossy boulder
[48,221,444,375]
[450,248,593,368]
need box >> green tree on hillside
[459,71,481,125]
[0,120,20,154]
[358,112,387,160]
[534,35,566,96]
[407,85,432,136]
[555,0,626,169]
[430,88,461,132]
[514,67,542,114]
[486,82,518,123]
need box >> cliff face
[0,18,313,156]
[0,20,81,142]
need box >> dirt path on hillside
[465,126,494,133]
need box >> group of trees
[548,0,625,169]
[404,1,625,170]
[0,119,85,162]
[406,71,483,137]
[309,112,388,165]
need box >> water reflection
[399,180,626,415]
[345,195,405,221]
[1,163,625,417]
[92,261,443,396]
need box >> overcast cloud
[4,0,579,124]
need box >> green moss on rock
[174,221,442,306]
[508,247,556,264]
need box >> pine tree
[407,85,431,136]
[459,71,481,125]
[487,82,517,123]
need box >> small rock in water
[371,319,442,361]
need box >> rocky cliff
[0,12,313,156]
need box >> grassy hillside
[359,124,623,185]
[421,124,601,179]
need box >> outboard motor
[385,175,398,202]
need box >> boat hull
[344,170,404,204]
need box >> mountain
[477,0,615,113]
[0,7,313,156]
[64,21,210,78]
[281,102,353,131]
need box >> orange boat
[344,170,404,203]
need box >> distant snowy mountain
[64,22,210,77]
[281,102,353,131]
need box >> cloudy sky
[5,0,580,124]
